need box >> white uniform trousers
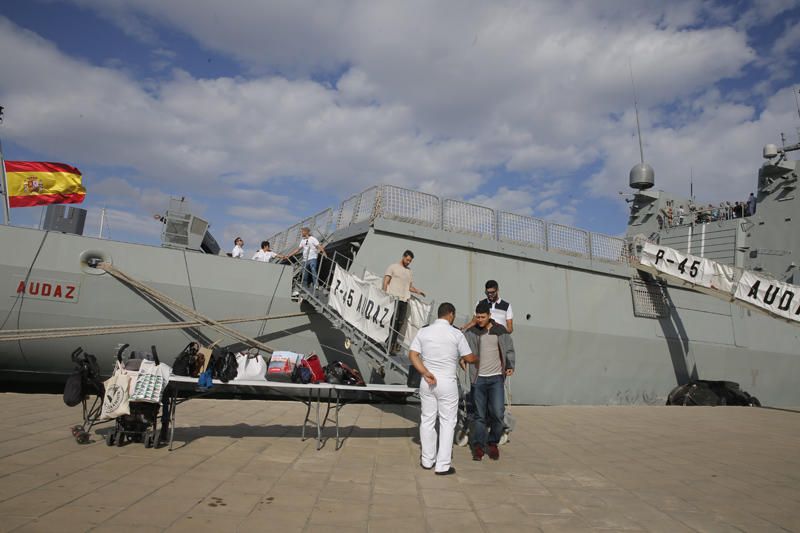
[419,376,459,473]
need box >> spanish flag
[4,161,86,207]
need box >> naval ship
[1,135,799,406]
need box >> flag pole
[0,105,8,225]
[0,138,10,226]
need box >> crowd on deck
[658,193,757,229]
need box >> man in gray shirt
[462,301,515,461]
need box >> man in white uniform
[231,237,244,258]
[409,302,476,475]
[252,240,284,262]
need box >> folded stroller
[63,347,106,444]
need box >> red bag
[267,351,301,382]
[303,354,326,383]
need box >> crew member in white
[231,237,245,258]
[409,302,476,475]
[252,240,285,262]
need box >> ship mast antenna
[794,86,800,141]
[627,62,654,190]
[630,62,645,165]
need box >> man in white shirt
[383,250,426,352]
[286,227,325,291]
[231,237,244,258]
[409,302,476,476]
[252,240,284,262]
[462,280,514,333]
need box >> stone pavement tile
[466,486,515,510]
[420,488,472,510]
[320,480,371,501]
[425,509,486,533]
[13,504,123,533]
[373,475,418,496]
[191,491,262,515]
[239,503,309,530]
[305,524,367,533]
[0,488,77,517]
[214,473,277,495]
[513,494,575,516]
[255,487,321,509]
[754,510,800,532]
[668,511,748,532]
[0,459,27,477]
[329,466,374,484]
[571,507,646,530]
[91,525,163,533]
[0,515,32,533]
[72,481,157,508]
[368,516,426,532]
[533,473,583,489]
[116,464,188,486]
[369,493,424,518]
[164,512,244,532]
[107,491,207,528]
[475,502,543,527]
[0,473,50,501]
[631,488,701,513]
[308,499,369,526]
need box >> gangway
[630,238,800,327]
[287,252,422,384]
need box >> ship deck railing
[267,185,629,266]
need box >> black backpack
[324,361,366,386]
[173,342,200,377]
[211,349,238,383]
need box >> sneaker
[291,290,300,297]
[487,443,500,460]
[472,445,484,461]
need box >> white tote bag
[130,359,171,403]
[99,363,132,420]
[235,349,267,381]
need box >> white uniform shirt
[252,250,277,262]
[409,319,472,380]
[231,245,244,258]
[300,235,320,261]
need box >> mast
[0,105,9,225]
[99,207,106,238]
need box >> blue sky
[1,0,799,253]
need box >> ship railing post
[544,221,550,251]
[0,136,10,226]
[587,232,593,261]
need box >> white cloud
[1,1,796,241]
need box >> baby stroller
[104,344,168,449]
[63,347,106,444]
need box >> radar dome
[629,163,655,190]
[763,144,779,159]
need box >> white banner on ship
[640,242,735,293]
[328,265,395,343]
[735,271,800,324]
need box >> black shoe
[420,461,434,470]
[435,467,456,476]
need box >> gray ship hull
[342,217,800,407]
[2,194,798,407]
[0,224,353,380]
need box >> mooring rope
[0,312,306,342]
[93,262,281,353]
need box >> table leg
[335,390,342,450]
[168,386,177,451]
[315,388,323,450]
[301,391,311,442]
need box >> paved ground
[0,393,798,532]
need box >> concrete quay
[0,393,798,532]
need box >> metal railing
[276,185,629,265]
